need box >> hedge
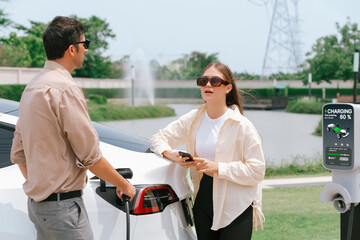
[83,88,126,98]
[84,88,202,99]
[285,99,325,114]
[288,88,360,97]
[1,84,360,101]
[89,94,108,104]
[155,88,201,98]
[0,85,26,101]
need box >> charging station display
[321,103,360,238]
[323,104,354,170]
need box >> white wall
[0,66,127,88]
[0,67,40,84]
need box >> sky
[2,0,360,74]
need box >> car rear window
[0,122,14,168]
[93,122,149,153]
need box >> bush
[313,119,322,136]
[285,98,324,114]
[89,94,107,104]
[88,103,175,121]
[155,88,201,98]
[288,88,360,97]
[84,87,283,99]
[0,84,26,101]
[242,88,275,97]
[242,87,289,97]
[83,88,202,99]
[288,88,322,96]
[0,84,358,102]
[83,88,126,98]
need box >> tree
[233,72,260,80]
[0,5,15,66]
[72,15,120,78]
[0,32,32,67]
[16,21,48,67]
[0,21,47,67]
[152,51,220,80]
[300,19,360,84]
[180,51,219,79]
[0,8,11,30]
[0,15,123,79]
[269,71,300,81]
[150,59,182,80]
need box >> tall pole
[353,50,359,103]
[131,65,135,107]
[308,73,312,99]
[273,77,277,97]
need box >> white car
[0,98,196,240]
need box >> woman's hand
[162,150,197,168]
[193,158,219,177]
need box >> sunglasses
[196,76,230,87]
[73,39,90,49]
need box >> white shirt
[196,108,231,161]
[150,104,265,230]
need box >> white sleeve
[150,110,196,156]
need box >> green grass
[266,163,330,178]
[252,185,339,240]
[87,100,175,121]
[265,155,330,178]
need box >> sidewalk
[261,176,332,189]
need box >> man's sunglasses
[73,39,90,49]
[196,76,230,87]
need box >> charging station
[320,103,360,239]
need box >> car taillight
[133,185,179,215]
[94,183,179,215]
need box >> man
[10,16,136,240]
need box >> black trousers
[193,174,253,240]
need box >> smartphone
[178,151,194,161]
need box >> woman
[150,62,265,240]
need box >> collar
[228,105,243,122]
[196,104,243,122]
[44,61,74,82]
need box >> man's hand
[162,150,197,168]
[116,183,136,201]
[193,158,219,177]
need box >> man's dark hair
[43,16,86,60]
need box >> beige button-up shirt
[150,104,266,230]
[11,61,102,202]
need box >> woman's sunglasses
[73,39,91,49]
[196,76,230,87]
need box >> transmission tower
[291,0,302,67]
[259,0,302,80]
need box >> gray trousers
[28,197,94,240]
